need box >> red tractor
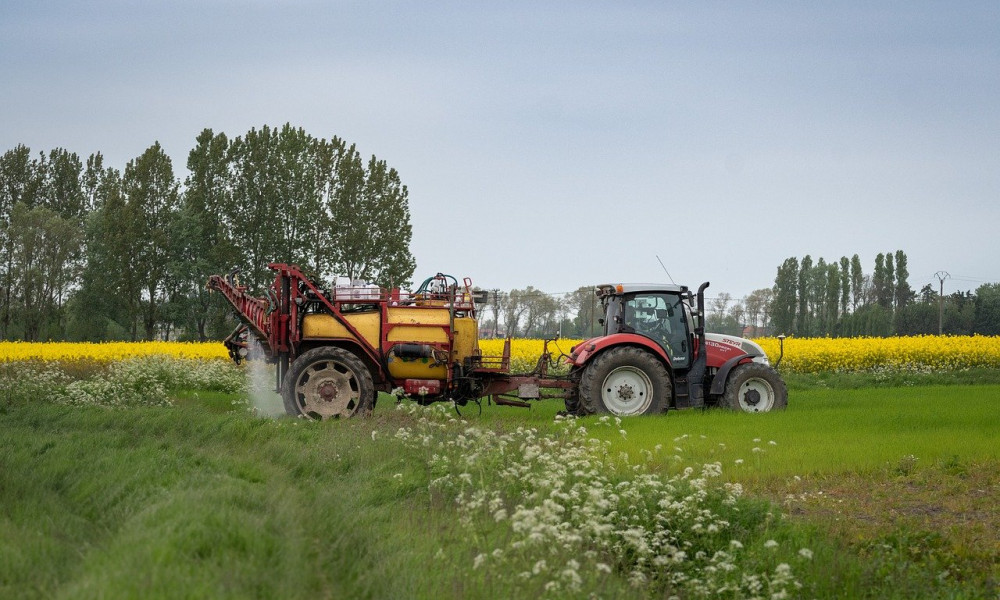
[208,265,787,419]
[565,282,787,416]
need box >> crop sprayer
[207,264,787,419]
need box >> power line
[919,273,996,284]
[949,275,993,283]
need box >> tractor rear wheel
[282,346,375,420]
[578,347,671,417]
[720,362,787,413]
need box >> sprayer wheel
[282,347,374,420]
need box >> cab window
[623,293,690,368]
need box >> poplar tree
[825,262,840,334]
[170,129,233,340]
[75,167,138,339]
[872,254,886,310]
[122,142,180,339]
[893,249,913,311]
[839,256,850,316]
[850,254,864,311]
[0,145,40,338]
[771,257,798,335]
[226,125,284,290]
[881,252,895,310]
[70,159,120,340]
[797,255,813,335]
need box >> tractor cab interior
[623,293,691,368]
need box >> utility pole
[934,271,950,335]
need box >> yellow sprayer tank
[300,306,479,380]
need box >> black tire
[281,346,375,420]
[561,368,583,415]
[578,347,671,417]
[720,362,788,413]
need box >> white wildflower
[532,559,547,575]
[628,570,647,587]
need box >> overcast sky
[2,1,997,300]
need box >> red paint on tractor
[567,333,670,367]
[702,339,752,369]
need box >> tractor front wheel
[578,347,671,417]
[282,346,375,420]
[720,362,787,413]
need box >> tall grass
[0,404,476,599]
[2,370,998,598]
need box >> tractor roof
[596,283,688,297]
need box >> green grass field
[1,382,998,598]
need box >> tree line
[0,124,415,342]
[6,131,998,343]
[705,251,1000,337]
[476,286,603,340]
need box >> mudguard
[568,334,671,368]
[708,353,754,395]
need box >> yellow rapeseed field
[482,336,1000,374]
[0,341,229,363]
[4,336,999,374]
[755,335,1000,373]
[478,338,583,373]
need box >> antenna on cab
[656,255,676,285]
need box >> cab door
[622,292,692,368]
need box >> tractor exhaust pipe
[688,282,710,406]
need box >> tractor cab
[596,283,696,369]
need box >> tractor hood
[702,333,770,367]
